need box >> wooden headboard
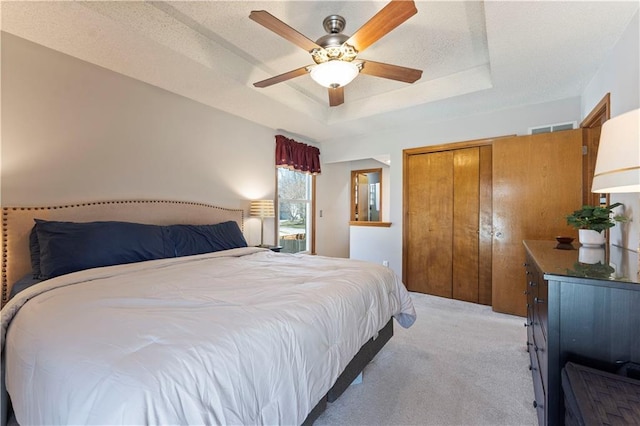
[1,200,245,306]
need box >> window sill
[349,221,392,227]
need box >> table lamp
[250,200,275,247]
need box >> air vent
[528,121,576,135]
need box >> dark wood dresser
[523,240,640,426]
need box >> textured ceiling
[1,1,638,143]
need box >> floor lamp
[250,199,275,247]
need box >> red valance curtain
[275,135,321,174]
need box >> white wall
[314,162,351,258]
[315,159,391,259]
[322,97,582,276]
[0,32,276,246]
[347,159,391,263]
[581,10,640,252]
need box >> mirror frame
[350,168,383,222]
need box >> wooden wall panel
[492,130,582,316]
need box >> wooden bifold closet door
[404,143,492,304]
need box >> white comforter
[1,247,415,425]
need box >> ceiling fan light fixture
[310,60,360,88]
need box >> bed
[0,200,416,425]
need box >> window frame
[275,167,316,254]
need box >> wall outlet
[382,260,389,267]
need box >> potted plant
[565,203,628,246]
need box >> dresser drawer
[531,357,546,426]
[535,334,548,396]
[535,278,548,339]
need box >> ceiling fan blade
[346,0,417,53]
[359,60,422,83]
[253,66,310,88]
[328,86,344,107]
[249,10,322,52]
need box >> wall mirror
[351,168,382,222]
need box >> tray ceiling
[1,1,638,143]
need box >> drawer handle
[529,281,536,287]
[534,297,545,304]
[533,400,543,409]
[529,365,537,371]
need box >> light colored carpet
[314,292,538,426]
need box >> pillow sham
[167,221,248,257]
[34,219,174,279]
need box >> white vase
[578,229,605,247]
[578,247,605,264]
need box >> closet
[403,141,493,304]
[403,130,582,316]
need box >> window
[277,168,314,253]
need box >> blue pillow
[29,226,41,279]
[35,219,174,279]
[167,221,247,257]
[10,274,42,299]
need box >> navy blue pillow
[9,274,42,299]
[29,226,41,279]
[35,219,174,279]
[167,221,247,257]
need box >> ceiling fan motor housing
[313,15,358,64]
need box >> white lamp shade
[310,61,359,88]
[592,108,640,193]
[250,200,275,218]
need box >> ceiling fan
[249,0,423,107]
